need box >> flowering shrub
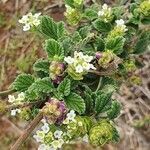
[0,0,150,150]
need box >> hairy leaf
[44,39,64,59]
[106,36,125,55]
[65,93,85,114]
[40,16,65,40]
[107,101,121,119]
[57,78,71,96]
[11,74,34,92]
[33,59,49,74]
[93,19,111,32]
[95,91,112,114]
[134,31,150,54]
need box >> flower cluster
[64,51,96,80]
[139,0,150,17]
[33,119,65,150]
[34,110,93,150]
[98,4,113,22]
[89,120,119,146]
[42,98,68,124]
[108,19,127,38]
[19,12,41,31]
[96,50,115,69]
[64,5,82,25]
[49,61,65,84]
[8,92,25,116]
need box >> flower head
[98,4,113,22]
[64,51,96,80]
[42,98,68,124]
[115,19,128,32]
[19,12,41,31]
[54,130,63,139]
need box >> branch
[10,112,43,150]
[88,70,115,76]
[0,89,15,97]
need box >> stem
[0,89,15,97]
[95,77,102,92]
[10,112,43,150]
[88,70,115,76]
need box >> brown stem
[0,89,15,97]
[88,70,115,76]
[10,112,43,150]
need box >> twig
[88,70,115,76]
[0,89,15,97]
[10,112,43,150]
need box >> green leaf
[65,93,85,114]
[33,59,49,74]
[40,16,65,40]
[83,85,94,115]
[106,36,125,55]
[25,77,53,101]
[65,0,75,8]
[11,74,34,92]
[134,31,150,54]
[107,101,121,120]
[94,37,105,51]
[79,26,91,39]
[57,78,71,96]
[93,19,111,32]
[84,9,98,20]
[95,91,112,114]
[44,39,64,59]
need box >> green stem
[0,89,15,97]
[95,77,102,92]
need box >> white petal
[38,144,48,150]
[75,65,83,73]
[8,95,15,103]
[98,11,104,16]
[64,56,74,64]
[11,110,17,116]
[23,24,30,31]
[102,4,108,10]
[41,124,49,133]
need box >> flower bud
[49,61,65,83]
[19,108,32,121]
[95,52,103,60]
[89,120,119,146]
[67,116,93,138]
[98,50,114,68]
[42,98,68,124]
[139,1,150,17]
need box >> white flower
[38,144,48,150]
[115,19,128,32]
[83,55,93,62]
[23,24,30,31]
[54,130,63,139]
[10,109,21,116]
[17,92,25,101]
[98,10,104,16]
[33,135,43,142]
[102,3,108,10]
[11,109,17,116]
[116,19,125,26]
[75,64,83,73]
[67,110,76,121]
[19,12,41,31]
[8,95,15,103]
[41,123,50,133]
[64,56,74,64]
[51,139,64,149]
[74,51,84,59]
[82,134,89,143]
